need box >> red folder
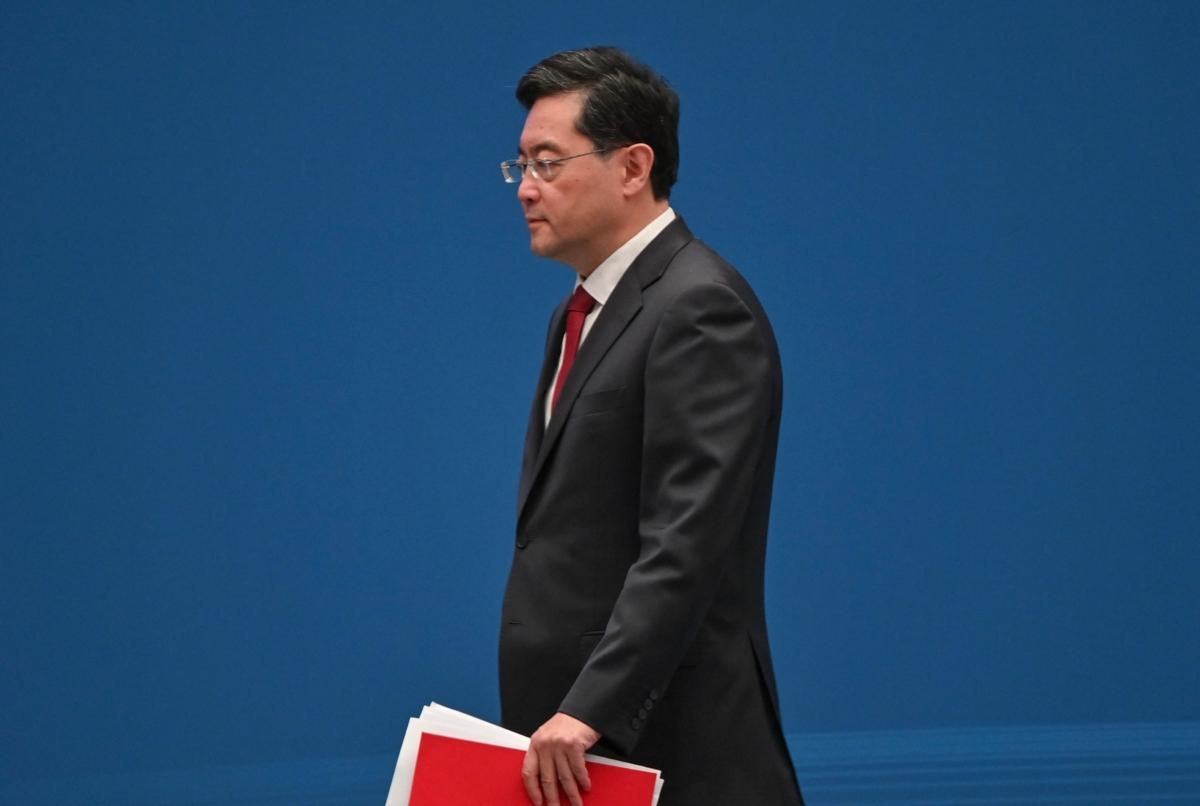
[409,732,658,806]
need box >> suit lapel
[517,300,567,510]
[516,218,694,524]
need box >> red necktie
[551,285,597,412]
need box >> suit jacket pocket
[572,387,626,416]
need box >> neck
[575,198,670,277]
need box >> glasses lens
[502,161,523,183]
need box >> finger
[539,751,561,806]
[554,752,584,806]
[521,748,543,806]
[567,746,592,793]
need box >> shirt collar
[577,207,676,305]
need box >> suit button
[516,533,528,548]
[631,718,642,731]
[648,688,661,701]
[637,708,648,720]
[643,698,654,710]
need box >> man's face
[517,92,624,274]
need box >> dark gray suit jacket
[499,218,804,805]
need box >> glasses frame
[500,147,619,184]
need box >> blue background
[3,2,1198,803]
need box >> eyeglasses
[500,147,616,184]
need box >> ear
[620,143,656,198]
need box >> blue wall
[3,2,1198,802]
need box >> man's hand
[521,712,601,806]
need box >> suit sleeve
[557,279,776,754]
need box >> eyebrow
[518,139,565,158]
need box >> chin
[529,235,558,260]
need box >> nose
[517,172,538,206]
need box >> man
[498,47,805,806]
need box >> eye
[535,158,558,180]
